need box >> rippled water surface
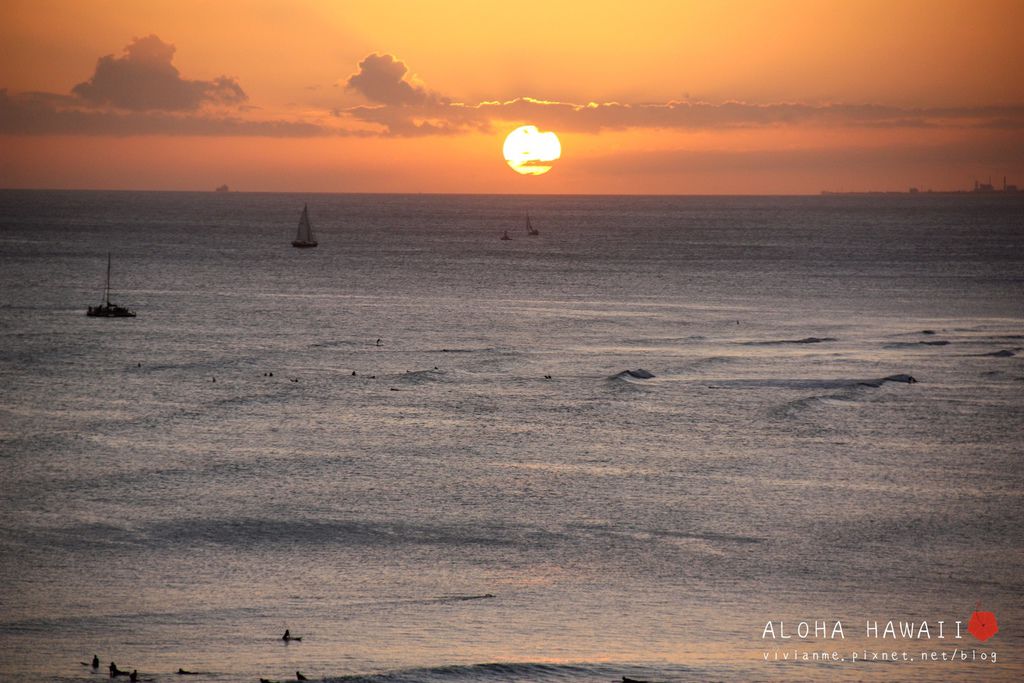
[1,191,1022,681]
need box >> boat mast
[105,252,111,306]
[298,204,310,242]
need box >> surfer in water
[92,655,100,669]
[282,629,301,642]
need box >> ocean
[0,190,1022,682]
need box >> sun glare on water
[503,125,561,175]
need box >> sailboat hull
[291,241,318,248]
[87,305,136,317]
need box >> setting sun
[502,125,562,176]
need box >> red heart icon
[967,608,998,642]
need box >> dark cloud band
[1,46,1021,138]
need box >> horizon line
[2,187,1014,197]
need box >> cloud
[0,89,330,137]
[334,56,1024,136]
[341,101,489,137]
[3,47,1023,140]
[343,96,1024,137]
[345,53,444,106]
[0,35,329,136]
[332,53,1024,137]
[71,35,246,111]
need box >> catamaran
[292,204,318,248]
[86,253,135,317]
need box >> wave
[980,370,1024,381]
[768,374,917,418]
[322,662,681,683]
[609,369,655,380]
[857,373,917,387]
[155,518,541,549]
[882,340,950,349]
[649,529,762,545]
[678,356,735,371]
[394,368,448,384]
[740,337,837,345]
[707,375,917,391]
[969,348,1018,357]
[25,518,557,552]
[138,358,240,373]
[574,523,763,547]
[770,391,859,418]
[309,339,364,349]
[434,593,496,602]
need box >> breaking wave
[740,337,837,345]
[768,374,917,417]
[883,340,950,348]
[609,369,656,380]
[394,368,448,384]
[321,661,681,682]
[971,349,1018,357]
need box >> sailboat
[525,213,539,236]
[86,253,135,317]
[292,204,318,248]
[500,230,512,240]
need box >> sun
[503,125,561,175]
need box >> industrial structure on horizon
[969,176,1018,193]
[823,175,1020,195]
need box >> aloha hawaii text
[762,620,969,640]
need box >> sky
[1,0,1022,194]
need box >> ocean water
[0,190,1022,682]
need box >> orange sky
[1,0,1022,193]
